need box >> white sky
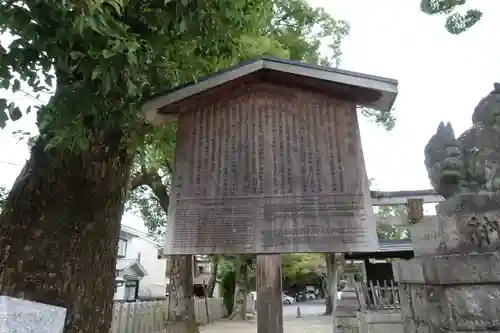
[0,0,498,230]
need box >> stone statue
[424,83,500,199]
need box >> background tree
[282,253,325,294]
[0,2,297,333]
[217,254,256,318]
[420,0,482,34]
[205,255,220,298]
[125,0,353,327]
[0,185,6,209]
[376,205,409,240]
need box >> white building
[114,225,167,301]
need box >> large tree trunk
[324,294,333,315]
[165,255,198,333]
[206,255,219,298]
[229,256,248,320]
[321,274,333,315]
[0,134,133,333]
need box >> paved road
[200,315,333,333]
[283,299,326,317]
[199,298,336,333]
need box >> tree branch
[164,160,173,174]
[130,171,151,190]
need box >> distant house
[114,225,168,301]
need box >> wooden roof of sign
[142,56,398,125]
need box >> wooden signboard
[162,81,378,254]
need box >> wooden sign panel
[164,83,378,254]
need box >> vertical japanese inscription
[258,100,265,194]
[222,105,229,197]
[278,103,286,194]
[271,99,279,194]
[345,105,358,156]
[231,104,239,196]
[215,101,223,197]
[313,101,323,193]
[304,104,316,193]
[242,102,250,195]
[202,107,210,196]
[251,99,258,194]
[196,109,204,196]
[298,112,308,193]
[285,108,294,194]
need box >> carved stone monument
[0,296,67,333]
[393,83,500,333]
[142,57,397,255]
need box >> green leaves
[445,9,482,34]
[420,0,482,34]
[359,107,396,131]
[281,253,326,288]
[0,99,8,128]
[0,185,8,211]
[7,102,22,121]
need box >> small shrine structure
[142,56,398,333]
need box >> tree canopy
[282,253,325,284]
[420,0,482,34]
[124,0,355,239]
[376,205,409,240]
[0,0,351,144]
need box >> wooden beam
[257,254,283,333]
[376,215,436,226]
[370,189,443,206]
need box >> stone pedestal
[0,296,67,333]
[392,193,500,333]
[357,310,403,333]
[335,291,360,333]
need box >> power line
[0,160,24,166]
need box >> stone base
[357,310,403,333]
[403,319,500,333]
[394,254,500,332]
[336,315,360,333]
[335,290,361,333]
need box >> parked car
[282,293,295,305]
[304,292,316,300]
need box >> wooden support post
[407,198,424,224]
[257,254,283,333]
